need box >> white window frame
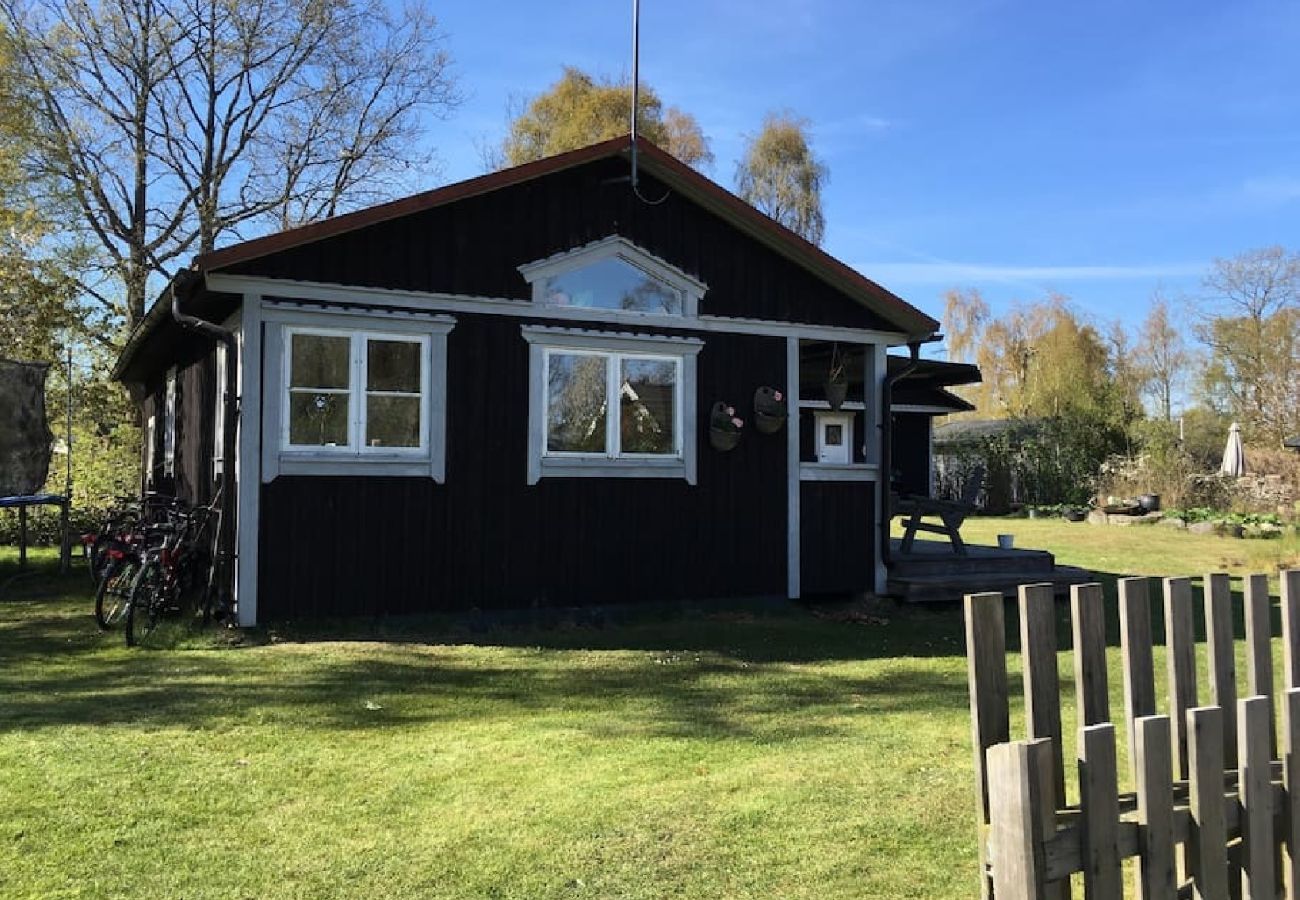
[163,367,177,476]
[213,342,227,478]
[542,348,684,461]
[260,309,454,482]
[517,235,708,321]
[280,326,432,456]
[523,325,703,484]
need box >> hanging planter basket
[824,380,847,411]
[752,386,787,435]
[709,401,743,452]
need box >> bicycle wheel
[125,560,162,647]
[94,557,137,630]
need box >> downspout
[170,270,238,618]
[880,338,925,570]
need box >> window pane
[620,358,677,455]
[291,334,351,388]
[546,353,608,453]
[367,339,421,392]
[543,257,683,315]
[289,392,350,446]
[366,395,421,448]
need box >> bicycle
[125,502,216,647]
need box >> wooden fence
[967,569,1300,899]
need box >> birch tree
[735,111,828,245]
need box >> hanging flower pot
[709,401,744,452]
[752,386,787,435]
[825,342,847,410]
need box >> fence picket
[1286,572,1300,690]
[1243,574,1276,757]
[1164,578,1198,781]
[988,739,1053,898]
[1187,706,1228,900]
[970,571,1296,900]
[1079,723,1122,899]
[1134,715,1176,900]
[1205,573,1239,768]
[1120,577,1157,778]
[1239,696,1274,899]
[1021,583,1066,808]
[1283,689,1300,900]
[966,591,1010,900]
[1072,584,1110,730]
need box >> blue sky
[428,0,1300,342]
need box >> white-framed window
[517,236,707,321]
[144,414,157,487]
[523,325,703,484]
[282,327,430,454]
[213,342,227,478]
[163,367,177,476]
[261,310,454,481]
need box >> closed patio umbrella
[1220,422,1246,477]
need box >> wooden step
[887,565,1095,604]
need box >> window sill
[268,453,441,481]
[799,462,880,482]
[532,457,694,485]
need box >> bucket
[997,534,1015,550]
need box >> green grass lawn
[1,523,1298,899]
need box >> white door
[815,411,853,464]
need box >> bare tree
[1197,246,1300,442]
[2,0,458,338]
[735,111,827,245]
[1134,291,1189,421]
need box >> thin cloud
[1241,175,1300,205]
[855,261,1206,286]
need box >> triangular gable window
[518,236,707,319]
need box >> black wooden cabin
[114,136,944,625]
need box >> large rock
[1188,522,1217,535]
[0,359,53,497]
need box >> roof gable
[198,136,938,337]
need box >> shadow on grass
[1,559,974,739]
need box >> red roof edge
[197,135,635,272]
[629,139,938,334]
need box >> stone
[1087,509,1109,525]
[1158,517,1187,528]
[1189,522,1217,535]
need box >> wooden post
[1121,577,1157,777]
[1243,573,1276,757]
[1283,689,1300,900]
[1134,715,1176,900]
[1020,582,1066,808]
[1079,723,1122,899]
[1187,706,1228,900]
[18,504,27,568]
[1286,572,1300,690]
[1238,696,1274,900]
[1205,573,1239,767]
[1072,583,1110,729]
[967,591,1011,899]
[988,739,1054,900]
[1164,578,1198,781]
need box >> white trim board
[235,294,262,627]
[205,273,912,345]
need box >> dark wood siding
[137,341,221,506]
[224,157,895,331]
[891,413,933,496]
[257,314,790,618]
[799,481,875,596]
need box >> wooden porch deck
[886,537,1092,603]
